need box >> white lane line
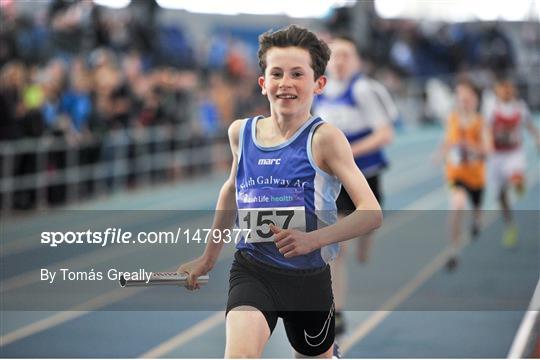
[0,246,234,346]
[133,181,450,358]
[0,212,148,258]
[341,172,539,355]
[1,244,139,293]
[340,246,453,353]
[139,311,225,359]
[507,279,540,358]
[1,213,212,293]
[0,133,436,258]
[0,146,442,344]
[142,140,538,357]
[385,167,439,197]
[1,312,88,348]
[0,175,224,258]
[0,287,144,347]
[4,130,533,355]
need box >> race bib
[493,113,521,149]
[448,144,482,165]
[448,146,465,165]
[493,125,520,148]
[237,187,306,243]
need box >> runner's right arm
[177,119,242,289]
[349,79,395,157]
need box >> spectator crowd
[1,0,529,210]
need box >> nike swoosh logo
[304,303,335,347]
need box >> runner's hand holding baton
[119,272,209,288]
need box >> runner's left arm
[349,80,395,156]
[314,123,382,245]
[272,123,382,258]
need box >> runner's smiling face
[258,47,326,118]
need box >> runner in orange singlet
[442,77,490,271]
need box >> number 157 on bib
[238,207,306,243]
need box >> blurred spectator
[157,25,195,69]
[0,2,532,210]
[207,72,235,125]
[475,24,515,73]
[0,61,26,140]
[197,86,221,137]
[207,34,230,70]
[0,61,47,208]
[40,59,67,131]
[47,0,93,60]
[61,58,93,135]
[0,0,19,67]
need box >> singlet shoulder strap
[344,73,363,107]
[237,117,252,163]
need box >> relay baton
[119,272,209,287]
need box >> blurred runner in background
[483,76,540,247]
[314,35,397,336]
[440,76,490,271]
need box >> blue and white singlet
[315,73,394,177]
[235,116,341,270]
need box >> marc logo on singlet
[258,158,281,166]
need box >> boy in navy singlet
[178,25,382,358]
[314,35,396,335]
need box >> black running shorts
[336,174,382,215]
[451,180,484,208]
[226,250,335,356]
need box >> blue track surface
[1,124,538,358]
